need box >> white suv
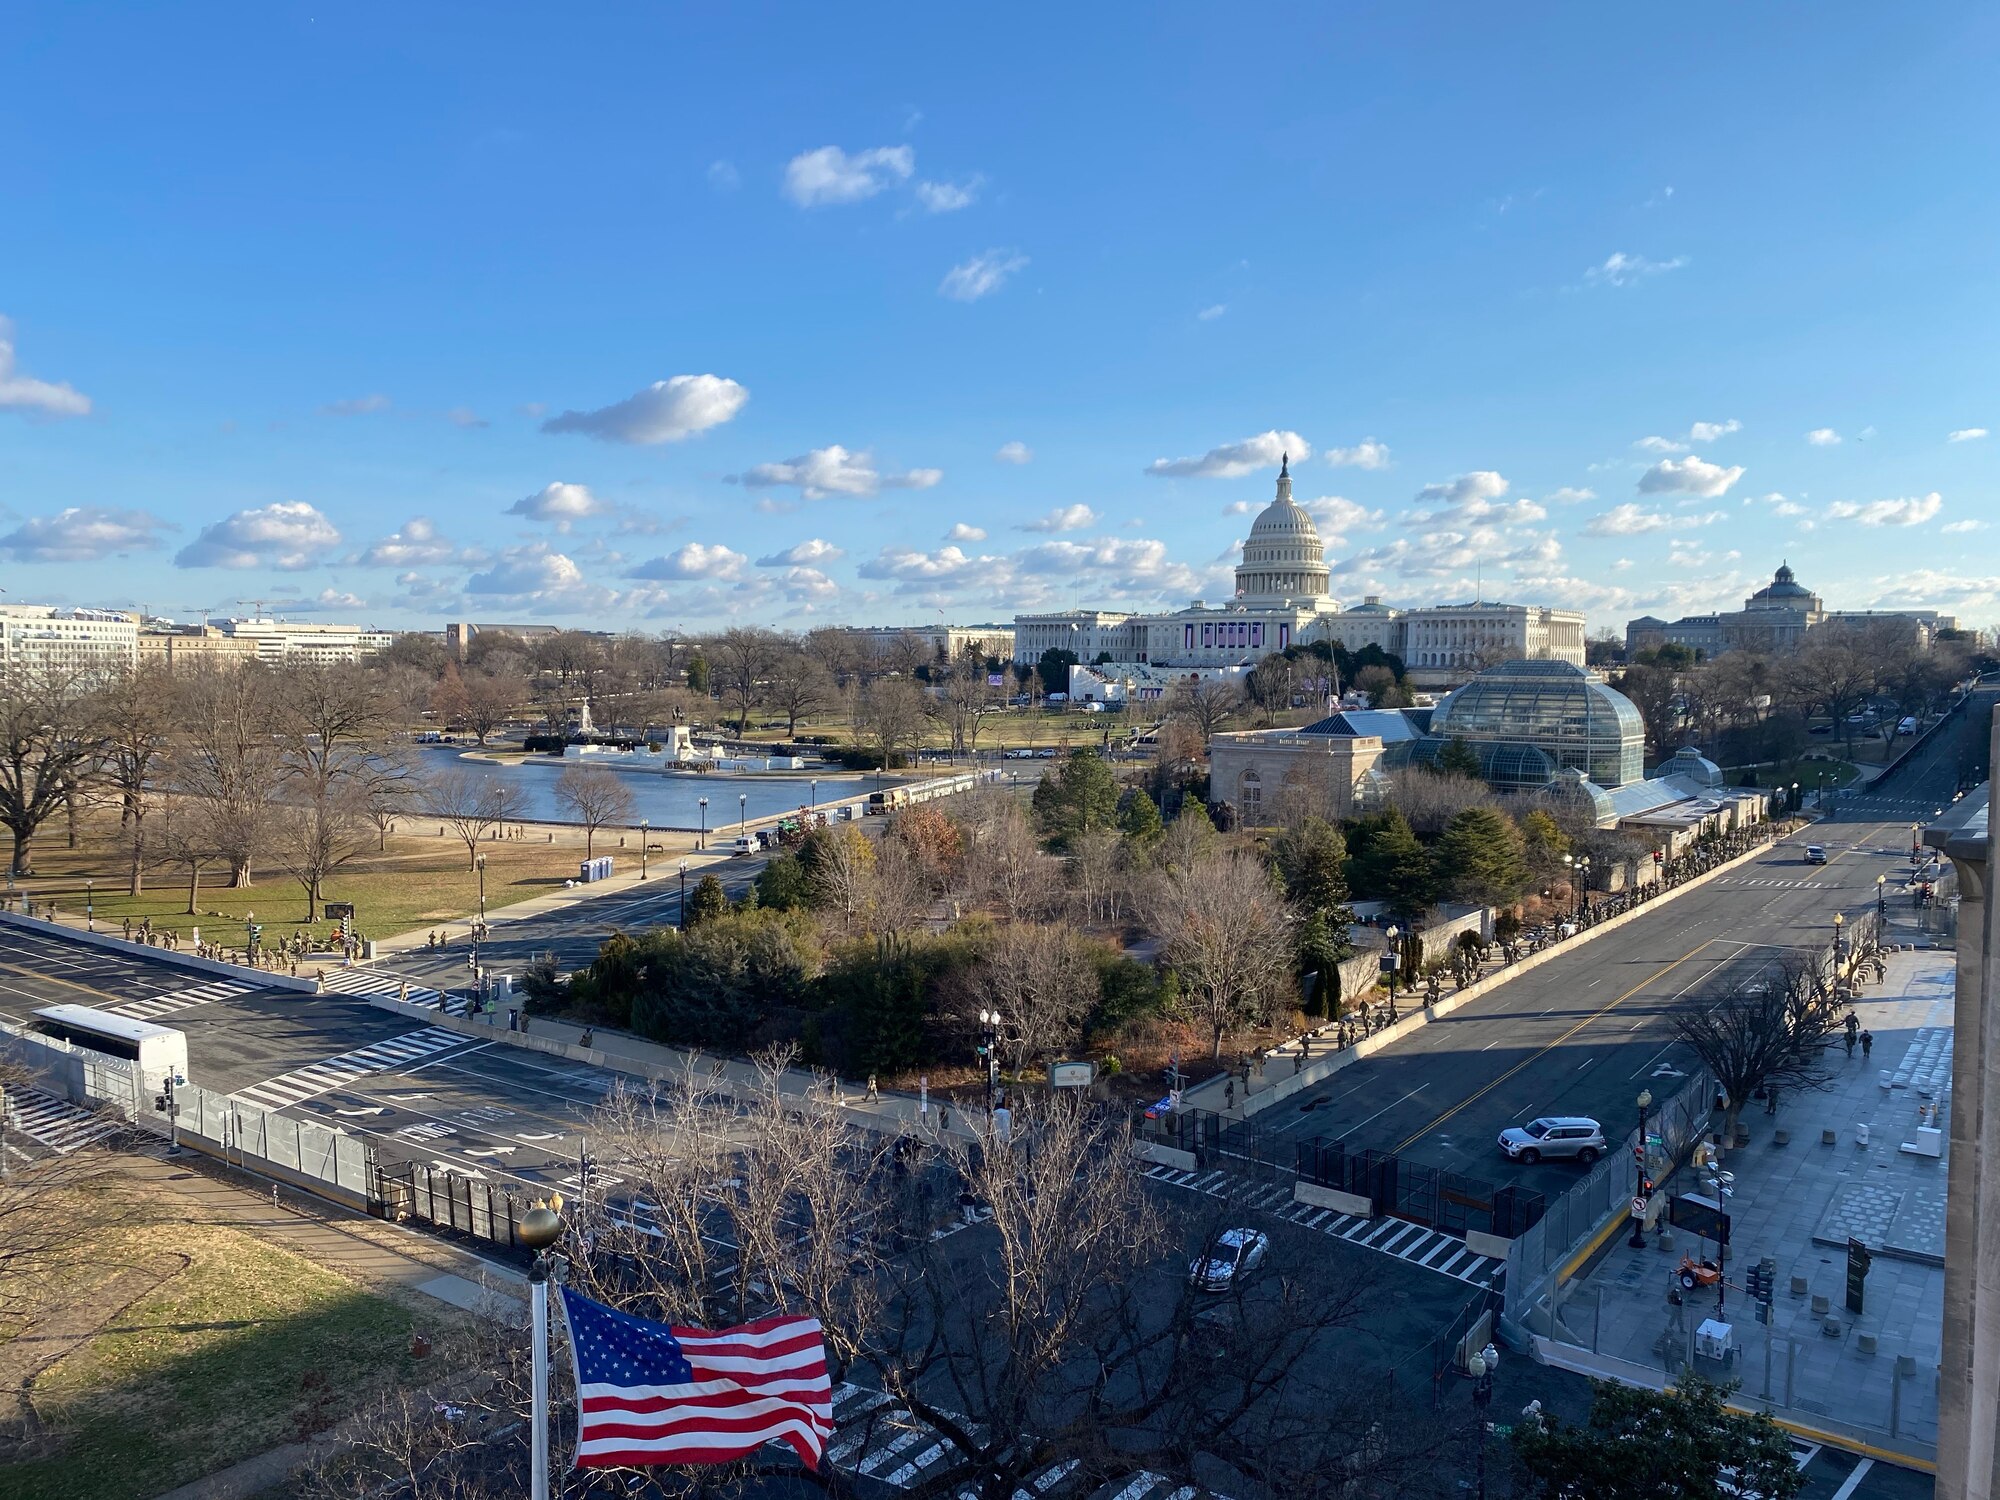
[1498,1116,1606,1165]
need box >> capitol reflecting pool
[416,747,867,830]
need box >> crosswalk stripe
[228,1026,467,1113]
[314,968,469,1017]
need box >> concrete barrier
[1466,1229,1514,1261]
[1135,1142,1199,1171]
[1294,1180,1372,1218]
[0,910,316,992]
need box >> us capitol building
[1010,456,1585,684]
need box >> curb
[1199,834,1787,1122]
[0,909,315,992]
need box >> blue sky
[3,4,1996,636]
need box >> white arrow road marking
[336,1106,388,1117]
[515,1131,560,1142]
[467,1147,518,1158]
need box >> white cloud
[1805,428,1841,446]
[1017,504,1098,534]
[736,444,941,499]
[1303,497,1385,535]
[776,566,840,601]
[707,160,740,191]
[1634,436,1688,454]
[1637,456,1745,499]
[465,542,613,613]
[1941,519,1986,534]
[940,249,1029,302]
[1688,419,1741,442]
[175,501,342,570]
[1611,558,1634,571]
[445,405,488,429]
[1546,487,1597,505]
[323,393,390,416]
[945,522,987,542]
[756,538,845,567]
[507,482,608,531]
[630,542,748,580]
[1947,427,1988,443]
[995,441,1033,465]
[1196,304,1227,321]
[783,144,915,207]
[0,506,174,562]
[1324,439,1391,470]
[541,374,747,445]
[1584,251,1688,287]
[916,176,982,213]
[357,516,470,567]
[1145,430,1310,479]
[859,544,988,583]
[1416,471,1510,508]
[1222,500,1256,516]
[0,316,91,418]
[310,588,369,610]
[1583,503,1672,537]
[1828,493,1943,527]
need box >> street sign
[1050,1061,1096,1090]
[1846,1237,1872,1315]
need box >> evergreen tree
[1519,808,1571,882]
[1116,787,1164,844]
[1031,747,1121,849]
[753,852,812,910]
[1294,909,1351,1018]
[1435,735,1482,779]
[1345,808,1434,918]
[684,872,730,927]
[1432,806,1528,907]
[1511,1373,1805,1500]
[1271,816,1351,914]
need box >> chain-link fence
[1502,1064,1716,1342]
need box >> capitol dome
[1235,455,1332,603]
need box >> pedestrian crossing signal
[1746,1257,1775,1305]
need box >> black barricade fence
[1295,1138,1545,1241]
[381,1159,526,1249]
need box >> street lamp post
[1575,856,1592,918]
[678,860,689,929]
[1910,822,1921,865]
[1790,781,1799,815]
[638,818,649,880]
[1384,925,1400,1017]
[739,793,748,836]
[474,853,487,948]
[698,796,709,851]
[1832,910,1845,964]
[518,1205,563,1500]
[1877,873,1887,913]
[1629,1088,1654,1247]
[809,778,818,812]
[978,1008,1000,1113]
[85,878,94,933]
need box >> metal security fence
[379,1159,534,1250]
[1296,1140,1545,1240]
[1139,1107,1299,1184]
[1502,1063,1715,1340]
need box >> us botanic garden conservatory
[1011,457,1586,687]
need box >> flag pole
[519,1205,563,1500]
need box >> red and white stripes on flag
[559,1288,834,1470]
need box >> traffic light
[246,921,262,950]
[1746,1257,1775,1305]
[155,1093,169,1113]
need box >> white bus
[30,1005,190,1096]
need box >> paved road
[1261,821,1919,1196]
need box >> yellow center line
[0,956,137,1007]
[1393,938,1728,1154]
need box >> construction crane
[181,606,213,627]
[234,598,270,619]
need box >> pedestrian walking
[1224,1079,1235,1109]
[1844,1031,1856,1058]
[1860,1029,1873,1059]
[866,1073,879,1101]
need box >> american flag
[559,1288,833,1470]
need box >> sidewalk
[1558,945,1952,1459]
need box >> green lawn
[1722,755,1862,791]
[6,827,613,949]
[0,1217,429,1500]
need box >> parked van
[731,835,755,856]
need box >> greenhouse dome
[1428,659,1646,788]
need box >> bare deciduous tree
[706,627,783,734]
[1672,949,1847,1136]
[170,661,279,888]
[963,923,1100,1070]
[1145,847,1294,1057]
[551,762,636,859]
[420,768,527,871]
[0,663,107,878]
[859,676,931,767]
[762,646,835,736]
[93,661,175,893]
[1163,676,1241,750]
